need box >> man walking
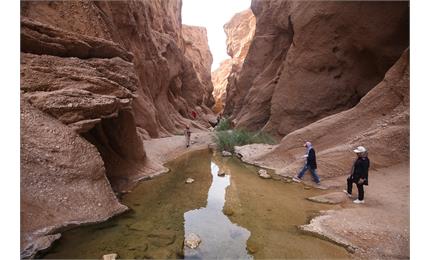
[293,141,321,184]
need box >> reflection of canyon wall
[20,0,213,257]
[224,1,409,136]
[212,9,255,114]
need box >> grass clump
[215,118,231,131]
[213,129,276,153]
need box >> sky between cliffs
[182,0,252,71]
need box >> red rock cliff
[182,25,215,108]
[20,0,214,257]
[212,9,255,114]
[224,0,409,136]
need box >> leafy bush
[213,129,276,152]
[215,118,231,131]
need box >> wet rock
[102,253,118,260]
[258,169,271,179]
[307,192,348,204]
[148,230,176,247]
[127,221,149,232]
[222,150,233,157]
[20,234,61,259]
[217,171,226,177]
[246,240,259,254]
[128,242,148,252]
[184,233,201,249]
[283,178,293,183]
[223,207,234,216]
[185,178,195,184]
[144,248,175,259]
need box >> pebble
[185,178,194,184]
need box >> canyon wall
[224,0,409,136]
[182,25,215,109]
[21,0,214,138]
[212,9,255,114]
[20,0,214,257]
[238,48,409,179]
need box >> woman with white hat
[344,146,370,204]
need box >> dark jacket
[307,148,317,170]
[351,157,370,185]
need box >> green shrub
[215,118,231,131]
[213,129,276,152]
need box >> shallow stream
[43,149,349,259]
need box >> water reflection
[184,161,252,259]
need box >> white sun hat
[353,146,367,153]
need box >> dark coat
[350,157,370,185]
[307,148,317,169]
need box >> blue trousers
[298,164,320,183]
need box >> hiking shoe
[343,190,352,198]
[353,199,364,204]
[292,176,302,183]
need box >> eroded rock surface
[21,0,214,138]
[182,25,215,108]
[21,100,128,258]
[224,1,409,135]
[212,9,255,114]
[238,49,409,180]
[20,0,215,257]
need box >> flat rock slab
[307,192,348,204]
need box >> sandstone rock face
[245,49,409,179]
[20,100,128,258]
[212,59,233,113]
[182,25,215,108]
[20,19,147,190]
[212,9,255,114]
[20,0,214,257]
[224,1,409,136]
[21,0,214,138]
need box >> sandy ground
[300,163,410,259]
[123,131,216,189]
[143,131,215,165]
